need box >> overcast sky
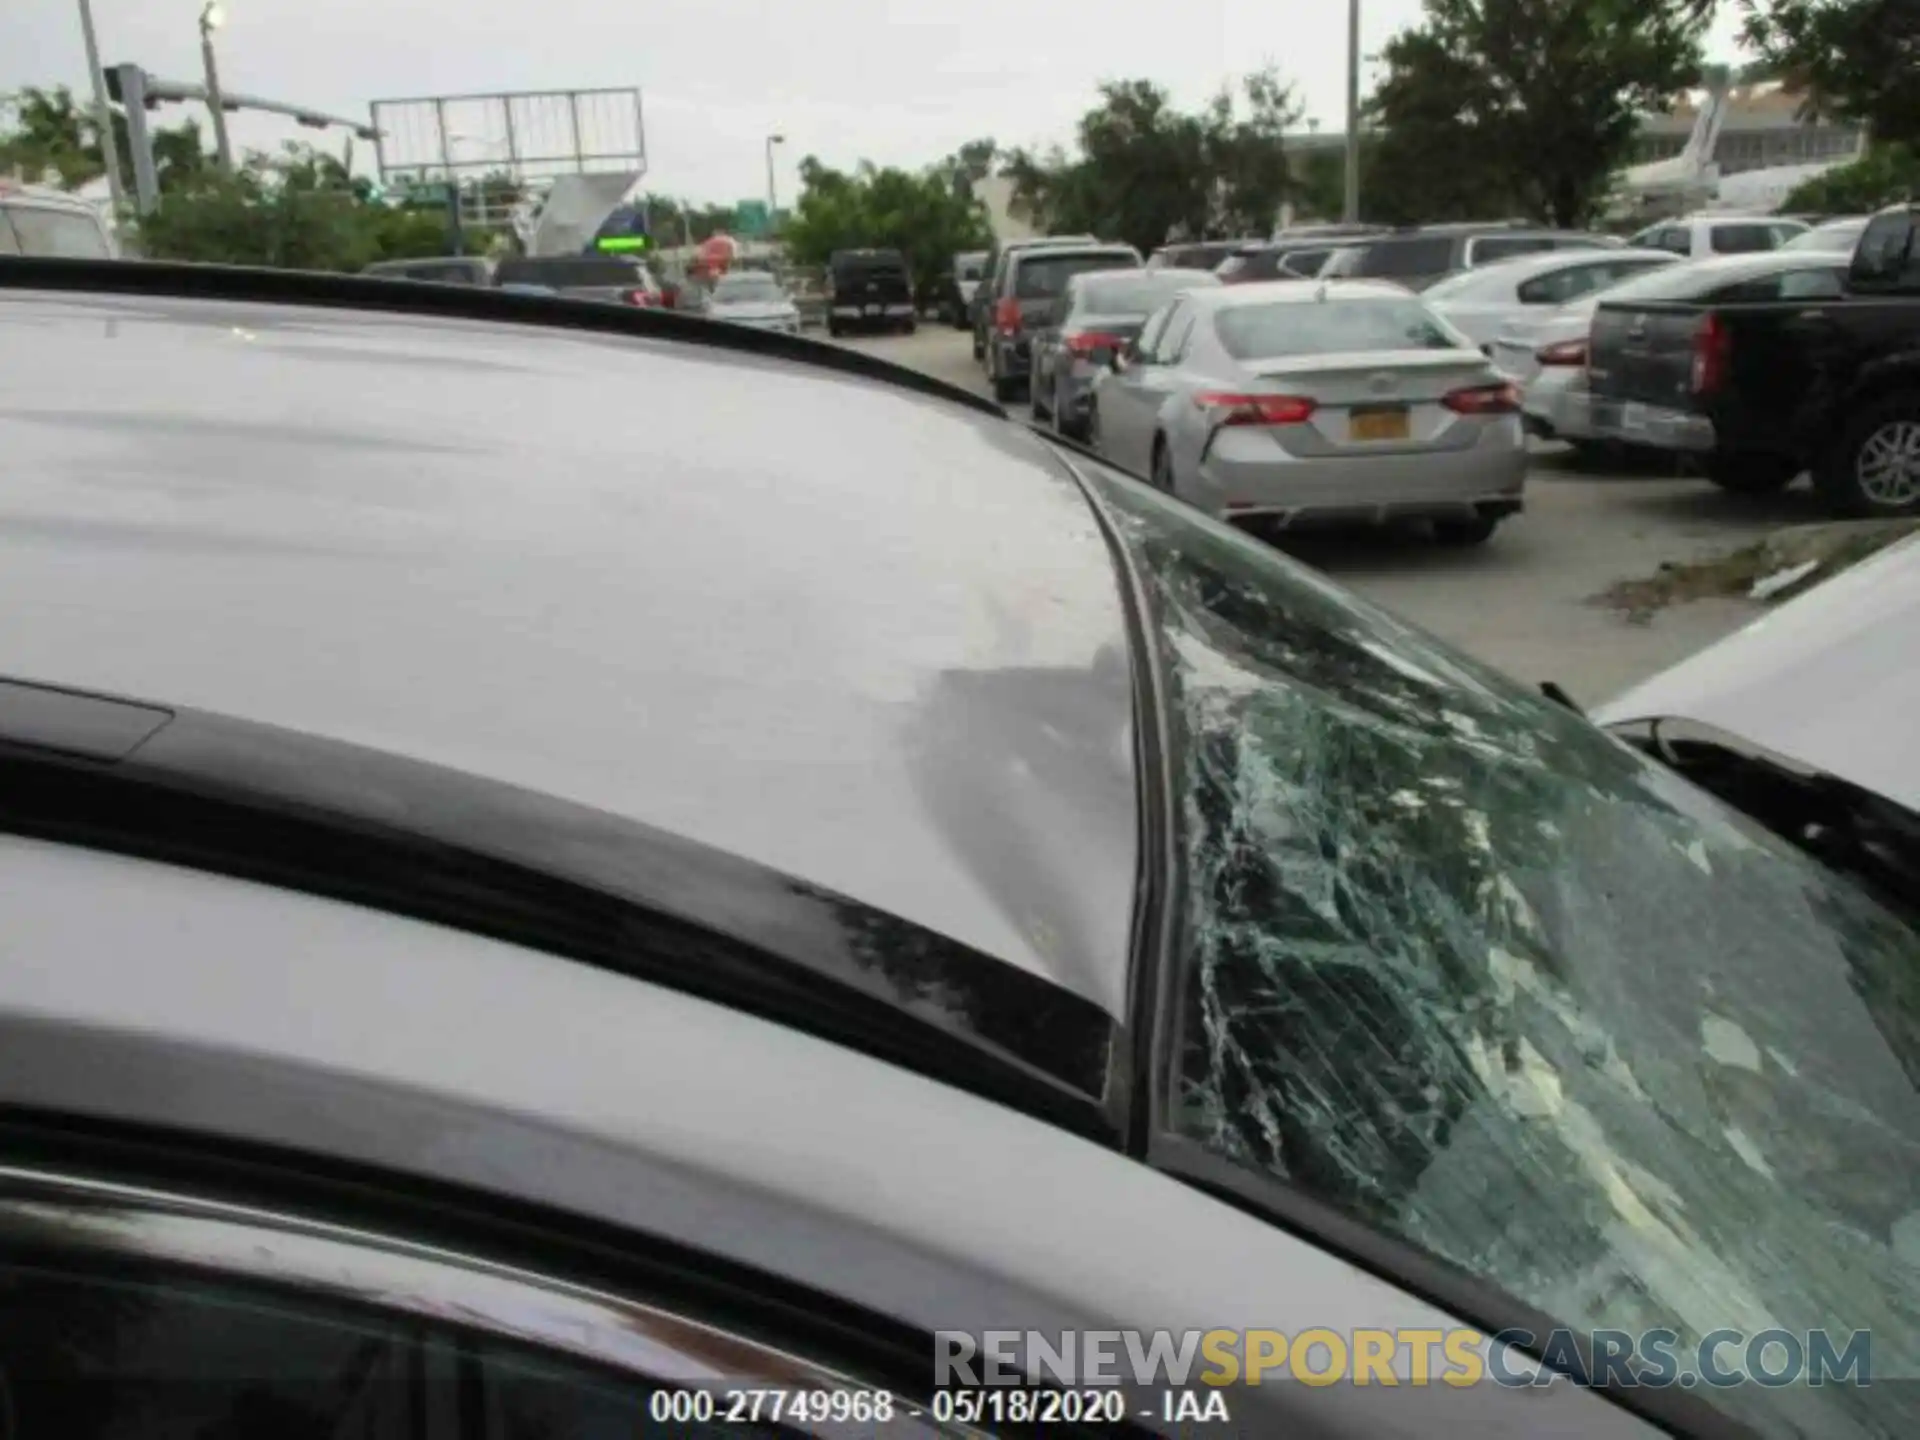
[11,0,1751,205]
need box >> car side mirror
[1110,347,1131,374]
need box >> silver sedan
[1088,279,1529,545]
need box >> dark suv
[983,242,1141,402]
[826,249,916,336]
[1320,224,1620,291]
[970,235,1098,362]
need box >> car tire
[1433,514,1500,546]
[903,318,918,335]
[828,320,844,339]
[1084,401,1102,453]
[972,333,985,361]
[1704,451,1800,496]
[1815,393,1920,518]
[992,372,1023,404]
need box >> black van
[827,250,916,337]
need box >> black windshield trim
[1151,1136,1764,1440]
[0,676,1120,1142]
[0,257,1003,421]
[1044,450,1189,1162]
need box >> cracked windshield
[5,0,1918,1438]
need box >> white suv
[1627,212,1807,258]
[0,181,118,259]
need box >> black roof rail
[0,257,1006,422]
[0,675,1123,1142]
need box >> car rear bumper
[1195,425,1529,526]
[1586,397,1715,452]
[1521,371,1598,442]
[993,337,1033,377]
[1055,364,1100,420]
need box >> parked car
[1487,258,1773,457]
[1425,247,1679,351]
[698,270,803,334]
[0,180,117,258]
[1145,238,1262,272]
[2,255,1912,1440]
[360,256,496,286]
[492,253,663,306]
[1783,215,1873,254]
[1028,266,1221,441]
[826,247,916,336]
[1626,213,1810,259]
[1087,278,1528,545]
[946,248,988,327]
[984,242,1142,403]
[972,234,1098,361]
[1215,238,1349,285]
[1594,526,1920,916]
[1585,204,1920,514]
[1319,224,1621,292]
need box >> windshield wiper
[1630,722,1919,924]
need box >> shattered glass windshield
[1078,463,1920,1440]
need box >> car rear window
[1080,271,1220,314]
[1214,297,1465,360]
[1352,237,1456,279]
[1014,251,1137,299]
[2,203,111,258]
[1471,236,1558,265]
[957,258,983,280]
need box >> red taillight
[1065,331,1126,356]
[1691,314,1730,395]
[622,288,656,307]
[1535,338,1587,367]
[1443,382,1520,415]
[994,298,1021,334]
[1194,392,1318,427]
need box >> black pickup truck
[1585,202,1920,516]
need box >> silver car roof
[0,283,1141,1029]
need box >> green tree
[1741,0,1920,147]
[1782,141,1920,213]
[1368,0,1714,227]
[1,84,211,196]
[1001,71,1303,252]
[781,151,994,303]
[135,142,445,270]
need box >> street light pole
[765,132,785,234]
[1343,0,1362,223]
[75,0,129,214]
[199,2,235,171]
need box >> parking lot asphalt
[834,324,1813,705]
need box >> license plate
[1621,402,1650,433]
[1349,407,1410,442]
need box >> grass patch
[1593,519,1920,624]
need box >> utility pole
[75,0,129,214]
[199,3,235,170]
[765,132,785,237]
[1343,0,1362,223]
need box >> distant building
[1628,82,1863,175]
[1286,82,1865,179]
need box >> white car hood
[1592,529,1920,812]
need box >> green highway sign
[733,199,770,238]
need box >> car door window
[1132,304,1172,362]
[1654,228,1691,255]
[1853,210,1917,287]
[1469,236,1555,266]
[0,1170,1013,1440]
[1153,304,1198,364]
[1517,263,1608,306]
